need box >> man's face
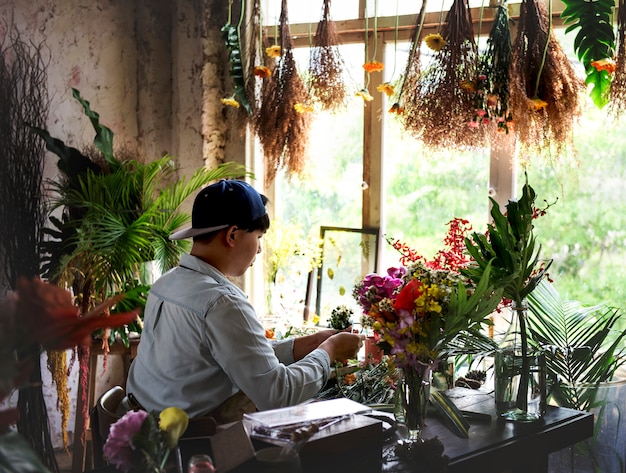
[231,228,264,276]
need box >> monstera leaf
[561,0,615,108]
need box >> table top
[381,387,594,473]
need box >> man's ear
[225,225,238,246]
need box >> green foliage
[527,280,626,411]
[0,432,50,473]
[32,89,248,343]
[221,22,252,115]
[560,0,615,108]
[329,305,353,330]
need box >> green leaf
[0,432,51,473]
[221,23,252,115]
[71,88,116,164]
[430,390,470,438]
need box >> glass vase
[494,300,546,422]
[395,366,431,441]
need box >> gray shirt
[126,254,331,418]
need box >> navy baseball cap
[169,180,267,240]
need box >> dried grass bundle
[397,2,426,114]
[509,0,584,156]
[610,0,626,117]
[256,0,310,186]
[308,0,347,110]
[403,0,483,149]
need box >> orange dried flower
[460,80,477,92]
[376,82,395,97]
[363,61,384,73]
[529,97,548,111]
[388,102,404,114]
[265,45,282,58]
[590,58,616,74]
[253,65,272,78]
[343,373,357,385]
[265,328,275,339]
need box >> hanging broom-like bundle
[256,0,310,186]
[403,0,483,149]
[474,3,513,135]
[308,0,347,110]
[610,0,626,117]
[396,1,427,116]
[509,0,584,156]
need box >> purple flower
[103,409,149,472]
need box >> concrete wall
[0,0,242,449]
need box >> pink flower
[103,410,149,472]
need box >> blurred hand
[319,332,365,363]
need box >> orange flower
[590,58,616,74]
[253,65,272,78]
[221,97,240,108]
[16,277,139,350]
[376,82,395,97]
[343,373,357,385]
[265,45,281,58]
[459,80,477,92]
[424,33,446,52]
[528,97,548,111]
[355,89,374,102]
[363,61,384,73]
[265,328,275,339]
[388,102,404,114]
[294,103,314,114]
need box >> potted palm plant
[527,280,626,472]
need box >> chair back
[91,385,126,468]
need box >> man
[127,179,363,423]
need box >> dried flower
[528,97,548,111]
[590,58,616,74]
[265,45,282,58]
[377,82,395,97]
[363,61,384,73]
[424,33,447,51]
[253,65,272,78]
[294,103,315,114]
[220,97,240,108]
[355,89,374,102]
[388,103,405,114]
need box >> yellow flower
[363,61,384,73]
[294,103,314,114]
[265,45,281,58]
[220,97,240,108]
[159,407,189,448]
[253,65,272,78]
[424,33,446,52]
[528,97,548,111]
[355,89,374,102]
[460,80,477,92]
[312,314,320,325]
[590,58,616,74]
[376,82,395,97]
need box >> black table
[381,387,594,473]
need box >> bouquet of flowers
[353,221,503,375]
[103,407,190,473]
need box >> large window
[259,0,626,328]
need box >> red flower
[16,277,140,350]
[394,279,423,313]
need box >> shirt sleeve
[271,339,295,365]
[204,292,331,411]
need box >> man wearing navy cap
[127,180,363,423]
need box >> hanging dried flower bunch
[509,0,584,156]
[256,0,310,186]
[610,0,626,117]
[308,0,347,110]
[403,0,484,149]
[474,4,513,135]
[395,1,427,116]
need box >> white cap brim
[169,224,229,240]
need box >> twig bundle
[308,0,347,110]
[256,0,310,186]
[610,0,626,117]
[397,2,426,113]
[509,0,584,156]
[403,0,483,149]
